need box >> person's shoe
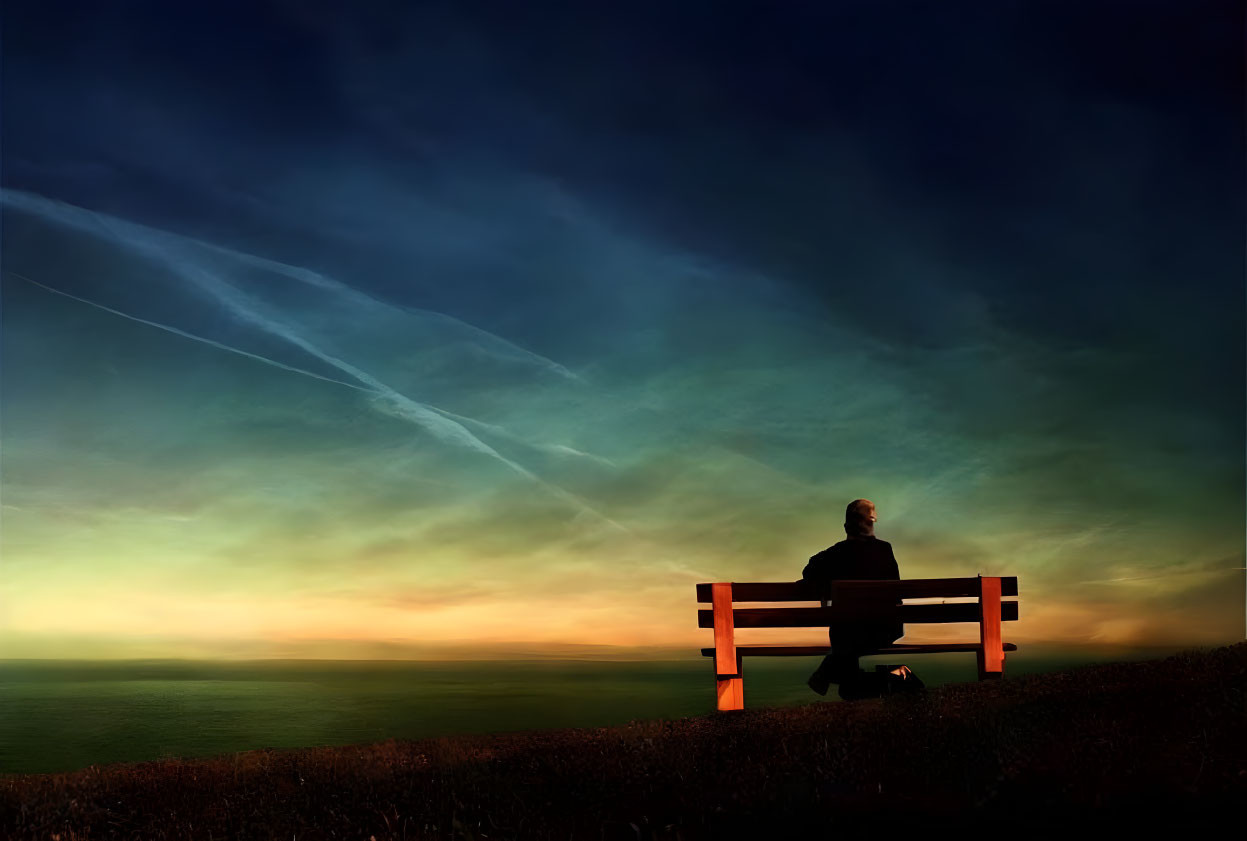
[877,664,925,694]
[807,670,832,696]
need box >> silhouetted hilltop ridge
[3,643,1244,839]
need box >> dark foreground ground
[3,643,1244,840]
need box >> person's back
[802,499,921,699]
[801,534,904,645]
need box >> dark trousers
[813,625,903,683]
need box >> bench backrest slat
[694,577,1018,603]
[696,601,1019,629]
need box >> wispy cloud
[6,271,374,394]
[1,188,628,531]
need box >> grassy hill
[3,642,1244,839]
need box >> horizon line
[0,640,1231,665]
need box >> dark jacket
[801,536,904,643]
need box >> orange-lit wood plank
[978,575,1004,679]
[711,583,737,677]
[714,653,744,711]
[696,577,1018,602]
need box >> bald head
[844,499,877,537]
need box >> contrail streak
[3,187,627,531]
[3,187,610,464]
[426,404,618,468]
[191,241,585,383]
[164,257,530,459]
[8,270,627,534]
[0,187,582,382]
[151,257,628,531]
[6,272,377,394]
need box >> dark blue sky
[1,1,1243,656]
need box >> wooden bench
[696,576,1019,710]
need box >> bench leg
[978,575,1005,680]
[976,649,1005,680]
[715,653,744,711]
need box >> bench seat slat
[700,642,1019,657]
[696,577,1018,603]
[697,601,1019,628]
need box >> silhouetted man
[801,499,921,699]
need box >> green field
[0,643,1188,774]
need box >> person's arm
[886,542,903,612]
[801,546,838,603]
[801,553,819,583]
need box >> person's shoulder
[808,541,845,561]
[873,538,896,556]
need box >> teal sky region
[1,1,1242,658]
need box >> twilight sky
[1,0,1242,659]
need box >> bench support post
[715,652,744,711]
[711,583,743,711]
[977,575,1005,679]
